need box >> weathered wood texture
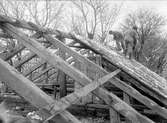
[73,35,167,105]
[0,58,81,123]
[124,92,132,123]
[0,22,155,123]
[31,66,53,81]
[1,15,164,108]
[0,14,165,122]
[23,60,46,76]
[0,45,25,61]
[57,37,67,98]
[110,108,121,123]
[40,26,167,120]
[44,69,120,122]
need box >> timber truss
[0,15,167,123]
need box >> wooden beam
[32,53,73,83]
[23,60,46,76]
[0,45,25,61]
[0,32,13,38]
[73,34,167,105]
[14,52,37,68]
[57,36,67,98]
[31,66,53,81]
[110,108,121,123]
[1,23,154,123]
[109,78,167,119]
[44,69,120,122]
[38,27,167,119]
[33,71,57,83]
[14,43,52,69]
[1,17,158,112]
[124,92,132,123]
[0,58,81,123]
[24,50,60,77]
[0,15,72,39]
[20,20,167,120]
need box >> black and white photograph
[0,0,167,123]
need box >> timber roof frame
[0,14,166,123]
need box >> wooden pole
[56,36,67,98]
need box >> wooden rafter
[73,35,167,105]
[0,45,25,61]
[44,69,121,122]
[0,22,154,123]
[35,24,167,119]
[0,58,81,123]
[0,14,167,122]
[1,16,164,107]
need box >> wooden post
[53,83,57,99]
[57,68,67,98]
[80,59,91,104]
[94,55,121,123]
[110,108,121,123]
[42,63,48,84]
[45,71,48,83]
[93,55,102,103]
[56,36,67,98]
[74,60,82,104]
[0,57,81,123]
[29,72,32,80]
[124,92,132,123]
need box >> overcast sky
[116,0,167,30]
[111,0,167,29]
[61,0,167,31]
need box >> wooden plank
[1,23,154,123]
[73,34,167,105]
[23,60,46,76]
[93,55,103,103]
[13,19,167,120]
[31,66,53,81]
[1,16,161,109]
[14,43,52,69]
[94,55,121,123]
[0,15,73,39]
[39,28,167,119]
[0,32,13,38]
[57,68,67,98]
[57,37,67,98]
[0,58,81,123]
[124,92,132,123]
[14,52,37,68]
[109,78,167,119]
[34,71,57,83]
[24,50,60,77]
[110,108,121,123]
[44,69,120,122]
[73,60,83,104]
[77,51,167,120]
[0,45,25,61]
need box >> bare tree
[70,9,86,37]
[122,8,167,75]
[71,0,122,42]
[0,0,27,69]
[24,0,64,29]
[98,2,123,44]
[0,0,64,72]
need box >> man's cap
[109,30,113,34]
[132,26,137,30]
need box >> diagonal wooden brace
[44,69,120,122]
